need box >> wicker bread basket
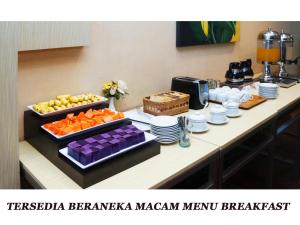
[143,91,190,116]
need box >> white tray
[59,132,157,169]
[27,95,108,117]
[124,108,154,124]
[41,117,127,140]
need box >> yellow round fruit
[47,107,55,112]
[54,100,62,106]
[41,108,48,114]
[83,95,89,101]
[61,98,68,105]
[54,106,61,110]
[48,100,55,107]
[33,104,41,112]
[70,96,79,103]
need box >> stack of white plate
[258,83,279,99]
[150,116,180,144]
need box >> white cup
[242,86,252,92]
[224,101,240,116]
[227,93,240,103]
[211,114,226,123]
[231,88,240,93]
[227,108,239,115]
[217,92,228,102]
[188,121,208,132]
[210,105,226,123]
[240,90,252,102]
[188,112,208,132]
[222,86,231,91]
[209,89,217,101]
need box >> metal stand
[261,62,275,82]
[280,55,300,82]
[278,61,289,78]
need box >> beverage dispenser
[278,30,294,78]
[257,28,280,82]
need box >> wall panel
[18,22,90,51]
[0,22,20,188]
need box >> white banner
[0,190,298,225]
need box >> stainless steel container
[278,30,294,78]
[257,28,280,82]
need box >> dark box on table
[24,104,160,188]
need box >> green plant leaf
[189,22,209,43]
[208,22,216,43]
[220,29,234,43]
[209,21,236,43]
[212,21,235,34]
[227,21,236,35]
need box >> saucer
[207,117,229,125]
[188,126,209,133]
[157,139,178,144]
[226,112,242,118]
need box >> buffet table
[186,84,300,148]
[189,84,300,187]
[19,83,300,189]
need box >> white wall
[18,21,300,140]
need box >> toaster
[171,76,209,109]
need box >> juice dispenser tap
[257,28,280,82]
[278,30,294,78]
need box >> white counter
[182,83,300,149]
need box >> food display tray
[209,95,267,110]
[27,95,108,117]
[59,132,157,169]
[24,108,161,188]
[239,95,267,109]
[41,117,127,140]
